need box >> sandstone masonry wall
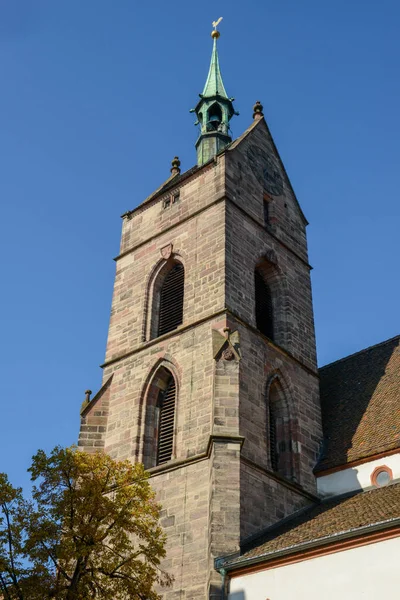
[119,158,226,255]
[78,118,323,599]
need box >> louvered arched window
[158,263,184,337]
[268,378,293,480]
[156,375,176,465]
[255,269,274,340]
[143,366,177,469]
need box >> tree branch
[39,541,72,583]
[0,571,13,600]
[2,502,24,600]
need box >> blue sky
[1,0,399,489]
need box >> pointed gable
[226,117,309,263]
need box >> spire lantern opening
[191,19,237,166]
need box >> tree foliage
[0,447,171,599]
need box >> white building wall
[317,453,400,497]
[228,536,400,600]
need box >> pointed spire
[191,19,238,166]
[202,34,228,99]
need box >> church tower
[79,23,322,600]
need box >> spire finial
[201,19,228,100]
[211,17,223,39]
[253,100,264,120]
[170,156,181,175]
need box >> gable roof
[228,117,308,225]
[316,335,400,473]
[122,117,308,222]
[221,482,400,570]
[80,374,113,416]
[122,157,219,218]
[136,164,202,211]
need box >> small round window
[371,465,393,488]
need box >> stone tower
[78,25,322,600]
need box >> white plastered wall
[228,535,400,600]
[317,452,400,497]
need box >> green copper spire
[202,36,228,99]
[191,19,238,166]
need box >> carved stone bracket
[265,249,278,265]
[160,243,173,259]
[212,328,241,361]
[221,347,235,361]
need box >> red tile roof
[316,335,400,473]
[224,482,400,567]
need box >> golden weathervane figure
[211,17,223,38]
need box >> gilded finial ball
[211,30,220,39]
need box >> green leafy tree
[0,447,171,599]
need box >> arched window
[146,259,185,341]
[268,377,294,480]
[158,262,184,337]
[207,103,222,131]
[156,374,176,465]
[255,268,274,340]
[143,366,177,468]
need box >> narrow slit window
[268,378,294,480]
[255,270,274,340]
[158,263,184,336]
[269,403,278,472]
[156,376,176,465]
[263,200,270,226]
[263,193,271,227]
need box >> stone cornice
[241,456,319,502]
[100,308,318,377]
[114,194,312,271]
[147,434,245,478]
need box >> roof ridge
[319,334,400,371]
[227,117,261,150]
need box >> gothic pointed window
[155,262,184,338]
[255,269,274,340]
[143,366,177,469]
[156,375,176,465]
[268,378,294,480]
